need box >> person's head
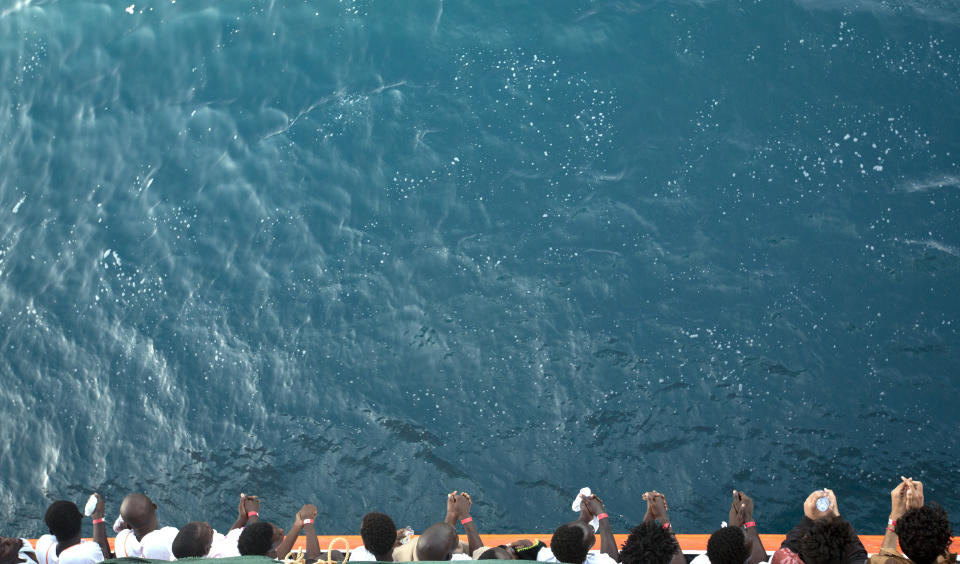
[360,512,397,559]
[44,501,82,542]
[172,522,215,558]
[0,538,30,564]
[619,521,679,564]
[478,547,516,560]
[550,522,595,564]
[238,522,278,556]
[120,493,159,530]
[897,505,953,564]
[707,527,749,564]
[798,517,855,564]
[416,523,460,561]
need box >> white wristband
[302,519,314,525]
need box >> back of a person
[699,527,750,564]
[896,506,954,564]
[798,517,856,564]
[36,501,103,564]
[353,512,397,562]
[618,521,678,564]
[114,526,179,560]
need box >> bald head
[417,523,459,561]
[120,494,158,530]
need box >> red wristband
[888,519,897,526]
[247,511,259,517]
[92,518,105,524]
[460,517,473,525]
[662,522,671,530]
[744,521,756,528]
[887,526,897,533]
[597,513,609,520]
[302,519,314,525]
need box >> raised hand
[91,493,106,520]
[643,491,670,524]
[242,495,261,515]
[450,491,472,519]
[903,477,924,510]
[729,490,754,527]
[581,494,605,518]
[890,480,910,520]
[297,504,319,525]
[804,489,840,520]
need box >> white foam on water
[901,175,960,193]
[11,195,25,213]
[905,239,960,257]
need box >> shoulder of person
[472,547,495,560]
[145,527,180,543]
[588,551,618,564]
[536,547,557,562]
[689,554,711,564]
[393,537,418,562]
[35,536,57,564]
[349,546,377,561]
[57,542,103,564]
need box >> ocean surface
[0,0,958,539]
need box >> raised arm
[881,478,923,558]
[232,495,261,531]
[582,494,618,563]
[275,507,305,560]
[644,492,685,564]
[91,493,112,559]
[447,491,484,556]
[728,491,766,564]
[299,504,321,560]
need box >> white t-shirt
[537,548,618,564]
[35,536,103,564]
[114,527,179,560]
[688,553,767,564]
[16,538,38,564]
[207,528,243,559]
[349,546,378,561]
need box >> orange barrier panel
[65,534,959,555]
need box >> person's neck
[55,535,81,555]
[133,523,158,541]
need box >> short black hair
[360,512,397,558]
[799,517,854,564]
[551,523,591,564]
[897,505,953,564]
[479,547,514,560]
[707,527,749,564]
[238,522,276,556]
[620,521,679,564]
[44,501,82,542]
[172,522,210,558]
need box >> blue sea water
[1,0,959,539]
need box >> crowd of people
[0,478,953,564]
